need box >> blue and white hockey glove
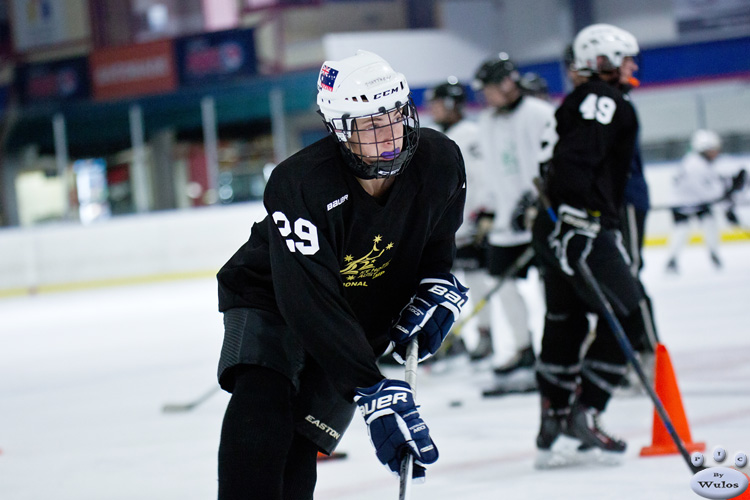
[354,379,438,480]
[548,204,600,276]
[389,273,468,363]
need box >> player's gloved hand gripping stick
[548,204,600,277]
[354,339,434,499]
[389,273,468,363]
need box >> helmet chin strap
[344,151,406,179]
[369,155,407,178]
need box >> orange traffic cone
[730,473,750,499]
[640,343,705,457]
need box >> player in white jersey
[472,53,557,393]
[426,77,494,361]
[666,129,739,272]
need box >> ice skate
[566,403,626,466]
[534,400,585,469]
[482,366,537,397]
[492,345,536,376]
[484,346,537,396]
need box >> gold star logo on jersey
[340,235,393,286]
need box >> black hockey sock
[579,359,628,411]
[581,310,644,410]
[281,433,319,500]
[218,365,317,500]
[537,306,589,410]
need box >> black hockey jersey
[217,128,466,399]
[547,78,638,227]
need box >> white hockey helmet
[691,129,722,153]
[573,23,639,75]
[316,50,420,179]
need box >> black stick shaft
[576,260,701,474]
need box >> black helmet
[425,77,467,109]
[519,72,549,97]
[473,52,520,90]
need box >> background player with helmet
[425,77,494,361]
[531,24,649,467]
[665,129,747,273]
[519,72,551,101]
[215,50,467,499]
[471,52,557,394]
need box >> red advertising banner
[90,39,177,101]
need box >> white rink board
[0,154,748,294]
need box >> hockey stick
[532,177,702,474]
[398,338,419,500]
[162,385,221,413]
[576,260,702,474]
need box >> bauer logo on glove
[354,379,438,481]
[389,273,468,363]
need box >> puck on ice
[449,400,463,407]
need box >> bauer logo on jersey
[319,65,338,91]
[340,235,393,287]
[327,193,348,211]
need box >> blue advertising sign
[15,56,90,104]
[175,28,257,86]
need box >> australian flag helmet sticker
[320,65,339,91]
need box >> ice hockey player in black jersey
[215,50,467,499]
[531,24,648,468]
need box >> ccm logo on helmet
[373,87,401,100]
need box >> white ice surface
[2,242,749,499]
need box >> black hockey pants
[532,212,647,411]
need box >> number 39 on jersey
[579,93,616,125]
[273,211,320,255]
